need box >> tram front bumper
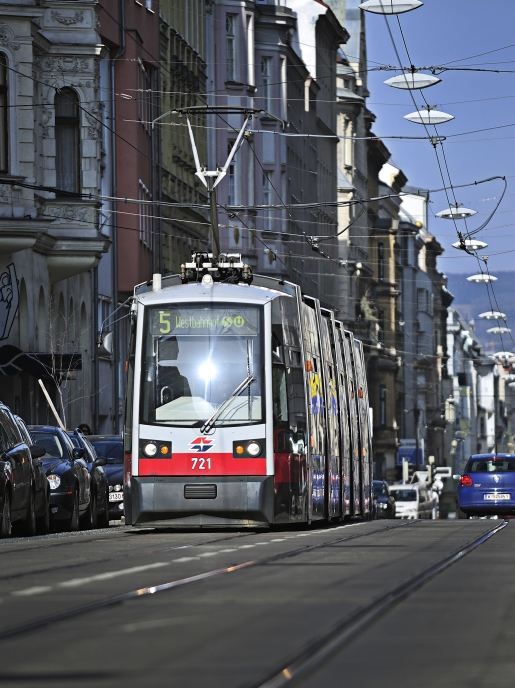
[125,475,274,528]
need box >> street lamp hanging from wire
[359,0,423,13]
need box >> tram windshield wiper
[200,374,256,434]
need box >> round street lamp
[359,0,423,13]
[466,274,498,284]
[404,109,454,125]
[479,310,506,320]
[487,327,511,334]
[452,239,488,251]
[436,205,477,220]
[384,73,441,90]
[491,352,515,363]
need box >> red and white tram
[123,254,373,528]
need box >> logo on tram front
[189,437,215,453]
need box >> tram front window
[141,304,264,427]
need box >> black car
[0,404,47,538]
[88,435,124,519]
[29,426,103,532]
[68,430,109,528]
[373,480,396,519]
[15,416,50,534]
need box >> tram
[123,253,373,528]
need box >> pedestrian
[78,423,91,435]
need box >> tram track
[0,519,415,641]
[246,519,509,688]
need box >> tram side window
[273,366,288,426]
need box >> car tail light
[460,474,473,487]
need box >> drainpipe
[111,0,126,433]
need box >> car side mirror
[93,456,107,467]
[72,447,86,460]
[29,445,46,459]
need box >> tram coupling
[180,252,253,286]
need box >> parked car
[373,480,396,519]
[67,430,109,528]
[88,435,124,519]
[29,425,103,532]
[14,416,50,534]
[458,454,515,517]
[0,404,47,537]
[390,483,435,519]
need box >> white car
[390,483,435,519]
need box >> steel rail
[0,520,414,641]
[249,519,509,688]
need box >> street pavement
[0,519,511,687]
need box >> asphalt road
[0,519,512,687]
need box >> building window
[0,55,7,173]
[380,385,386,427]
[137,60,153,133]
[246,15,254,86]
[145,0,152,8]
[263,171,273,231]
[261,57,272,111]
[378,310,385,344]
[226,15,236,82]
[378,242,384,281]
[55,88,80,193]
[227,140,236,205]
[138,180,152,247]
[280,56,287,121]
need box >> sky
[363,0,515,285]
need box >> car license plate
[484,493,510,501]
[109,493,123,502]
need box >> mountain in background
[446,272,515,353]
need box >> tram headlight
[246,441,262,457]
[143,442,158,457]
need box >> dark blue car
[88,435,124,519]
[458,453,515,517]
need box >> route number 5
[159,312,171,334]
[191,458,211,470]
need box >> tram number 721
[191,457,212,470]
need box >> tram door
[343,332,361,516]
[320,310,342,519]
[271,296,309,524]
[334,322,352,517]
[353,339,372,514]
[300,299,327,520]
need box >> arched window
[55,88,80,193]
[0,55,7,172]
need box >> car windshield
[141,304,264,427]
[90,441,123,465]
[68,435,80,448]
[31,432,66,459]
[391,489,417,502]
[468,458,515,473]
[373,482,388,497]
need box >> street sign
[397,439,424,466]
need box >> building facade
[0,1,109,428]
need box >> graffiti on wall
[0,264,18,341]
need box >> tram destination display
[150,305,259,337]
